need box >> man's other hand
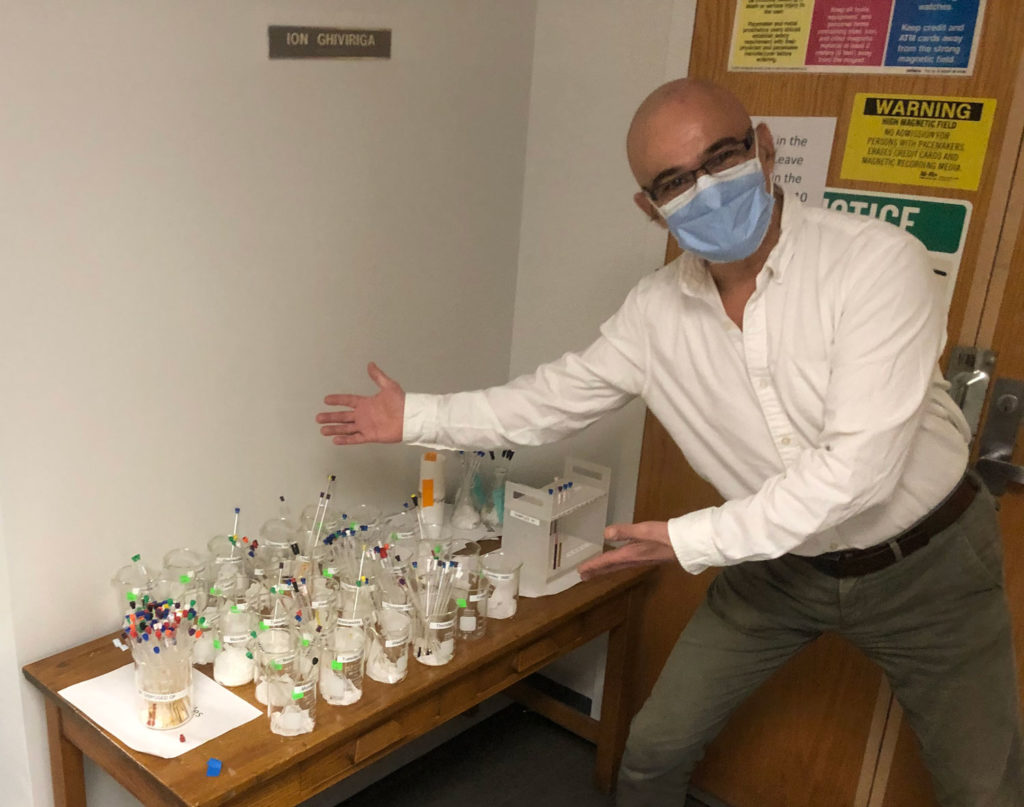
[317,362,405,445]
[578,520,676,580]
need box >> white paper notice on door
[756,116,837,209]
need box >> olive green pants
[617,484,1023,806]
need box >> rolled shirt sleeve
[402,283,651,451]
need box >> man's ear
[634,191,666,227]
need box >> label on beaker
[139,688,190,703]
[484,570,515,582]
[469,591,487,602]
[459,615,477,632]
[335,651,362,664]
[292,680,316,699]
[428,618,455,630]
[384,637,408,648]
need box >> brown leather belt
[799,473,980,578]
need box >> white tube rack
[501,457,610,597]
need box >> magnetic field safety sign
[841,93,995,191]
[268,26,391,59]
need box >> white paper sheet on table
[58,664,262,759]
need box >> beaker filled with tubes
[157,547,213,662]
[249,575,299,633]
[123,600,198,730]
[338,579,376,626]
[297,570,338,649]
[412,599,457,667]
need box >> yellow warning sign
[841,93,996,190]
[730,0,814,69]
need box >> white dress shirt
[403,196,971,574]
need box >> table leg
[594,584,643,794]
[46,699,87,807]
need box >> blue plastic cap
[207,758,222,777]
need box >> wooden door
[880,65,1024,807]
[631,2,1024,805]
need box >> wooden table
[24,566,651,807]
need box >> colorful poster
[759,115,837,207]
[823,188,971,309]
[840,93,995,190]
[730,0,985,74]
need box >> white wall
[0,4,536,805]
[0,1,695,804]
[508,0,696,522]
[509,0,695,708]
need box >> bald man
[318,80,1022,806]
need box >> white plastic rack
[500,457,611,597]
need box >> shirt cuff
[402,393,439,445]
[667,508,720,575]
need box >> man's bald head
[626,79,774,223]
[627,79,755,186]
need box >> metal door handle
[976,457,1024,491]
[976,378,1024,495]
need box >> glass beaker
[336,502,382,532]
[412,600,457,667]
[338,580,376,626]
[458,581,492,640]
[320,625,365,706]
[366,610,411,684]
[133,640,194,730]
[212,604,257,687]
[254,626,298,706]
[451,541,487,639]
[266,644,317,737]
[383,507,419,541]
[111,555,155,618]
[299,572,338,648]
[207,534,251,605]
[482,549,522,619]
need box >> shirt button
[781,436,792,446]
[760,379,770,389]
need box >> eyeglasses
[643,129,756,207]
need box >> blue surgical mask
[657,150,775,264]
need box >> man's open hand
[578,520,677,580]
[316,362,405,445]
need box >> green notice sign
[823,189,970,254]
[823,188,972,311]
